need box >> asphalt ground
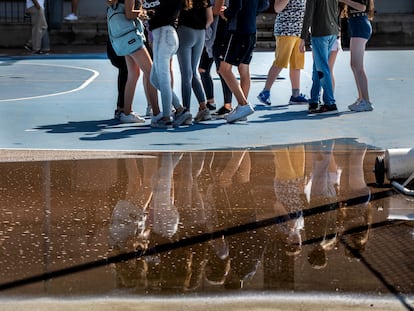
[0,47,413,153]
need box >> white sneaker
[349,99,373,112]
[120,112,145,123]
[64,13,78,21]
[226,103,254,123]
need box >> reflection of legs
[152,153,179,239]
[272,146,305,254]
[273,145,305,181]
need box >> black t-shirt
[178,0,212,30]
[144,0,184,31]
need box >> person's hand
[299,39,306,53]
[107,0,118,6]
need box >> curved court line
[0,62,100,102]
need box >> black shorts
[218,32,256,66]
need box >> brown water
[0,144,413,310]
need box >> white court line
[0,62,99,102]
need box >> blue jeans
[150,25,181,118]
[310,35,337,105]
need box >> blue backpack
[107,3,145,56]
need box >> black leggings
[199,47,232,104]
[107,39,128,110]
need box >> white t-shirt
[26,0,45,9]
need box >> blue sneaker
[289,94,309,105]
[257,89,271,105]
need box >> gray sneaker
[151,116,173,129]
[172,109,192,127]
[226,103,254,123]
[194,108,212,123]
[348,99,373,112]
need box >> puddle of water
[0,144,413,309]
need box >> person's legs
[328,38,340,91]
[151,26,178,119]
[107,40,127,112]
[199,48,215,104]
[310,35,336,105]
[177,26,195,110]
[130,47,160,116]
[72,0,79,15]
[219,61,247,106]
[123,55,140,115]
[190,29,207,108]
[28,6,47,52]
[350,37,369,101]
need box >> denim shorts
[348,15,372,40]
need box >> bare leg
[350,37,369,101]
[124,55,140,115]
[130,47,160,115]
[219,61,248,105]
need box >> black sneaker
[206,103,216,111]
[213,105,231,118]
[313,104,338,115]
[308,102,319,114]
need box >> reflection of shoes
[120,112,145,123]
[172,109,192,127]
[257,89,271,105]
[226,103,254,123]
[194,108,212,123]
[348,99,373,112]
[289,94,308,105]
[312,104,338,115]
[206,102,216,110]
[213,105,231,118]
[64,13,78,21]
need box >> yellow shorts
[273,36,304,70]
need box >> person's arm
[206,6,214,28]
[212,0,225,16]
[107,0,118,6]
[339,0,366,12]
[124,0,141,19]
[221,0,242,22]
[299,0,314,52]
[32,0,41,9]
[274,0,289,13]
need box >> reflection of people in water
[304,141,372,268]
[335,144,372,260]
[304,140,341,269]
[272,144,306,256]
[108,157,158,288]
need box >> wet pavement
[0,48,414,310]
[0,146,414,310]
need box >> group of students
[258,0,375,114]
[108,0,269,128]
[108,0,375,129]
